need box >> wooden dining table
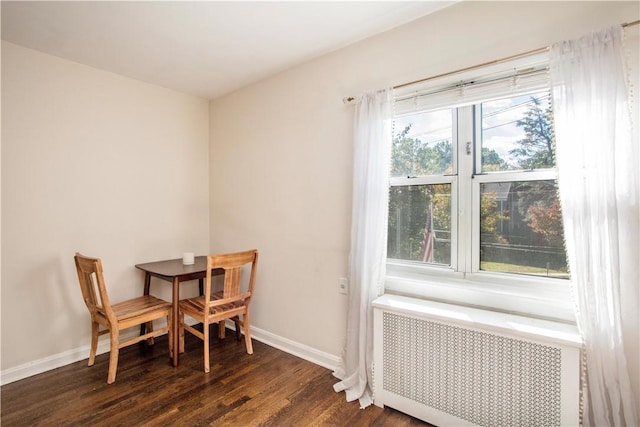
[135,256,223,366]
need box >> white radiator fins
[372,294,581,427]
[382,312,562,427]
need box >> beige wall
[209,0,639,404]
[1,41,210,370]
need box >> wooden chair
[179,249,258,373]
[74,253,172,384]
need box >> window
[388,63,570,294]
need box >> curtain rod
[342,19,640,104]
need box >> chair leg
[203,321,210,373]
[88,321,99,367]
[146,320,155,345]
[234,318,242,341]
[107,330,119,384]
[218,321,226,339]
[243,313,253,355]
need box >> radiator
[372,294,582,427]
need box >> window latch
[466,141,472,155]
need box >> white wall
[209,0,639,408]
[1,41,210,372]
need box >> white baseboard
[236,321,341,372]
[1,323,341,385]
[0,328,140,386]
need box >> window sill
[372,294,582,348]
[385,262,577,324]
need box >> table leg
[140,273,152,337]
[143,273,151,295]
[172,276,180,367]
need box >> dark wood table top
[135,256,223,282]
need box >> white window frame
[386,56,575,323]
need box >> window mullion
[472,105,482,272]
[456,105,474,274]
[449,109,459,270]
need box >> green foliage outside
[508,96,556,169]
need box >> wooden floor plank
[1,327,432,426]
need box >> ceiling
[1,1,455,100]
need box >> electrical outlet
[339,277,348,294]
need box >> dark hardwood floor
[1,327,431,426]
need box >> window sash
[471,172,559,273]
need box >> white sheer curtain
[551,26,639,426]
[333,89,393,408]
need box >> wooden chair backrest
[204,249,258,307]
[74,253,115,323]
